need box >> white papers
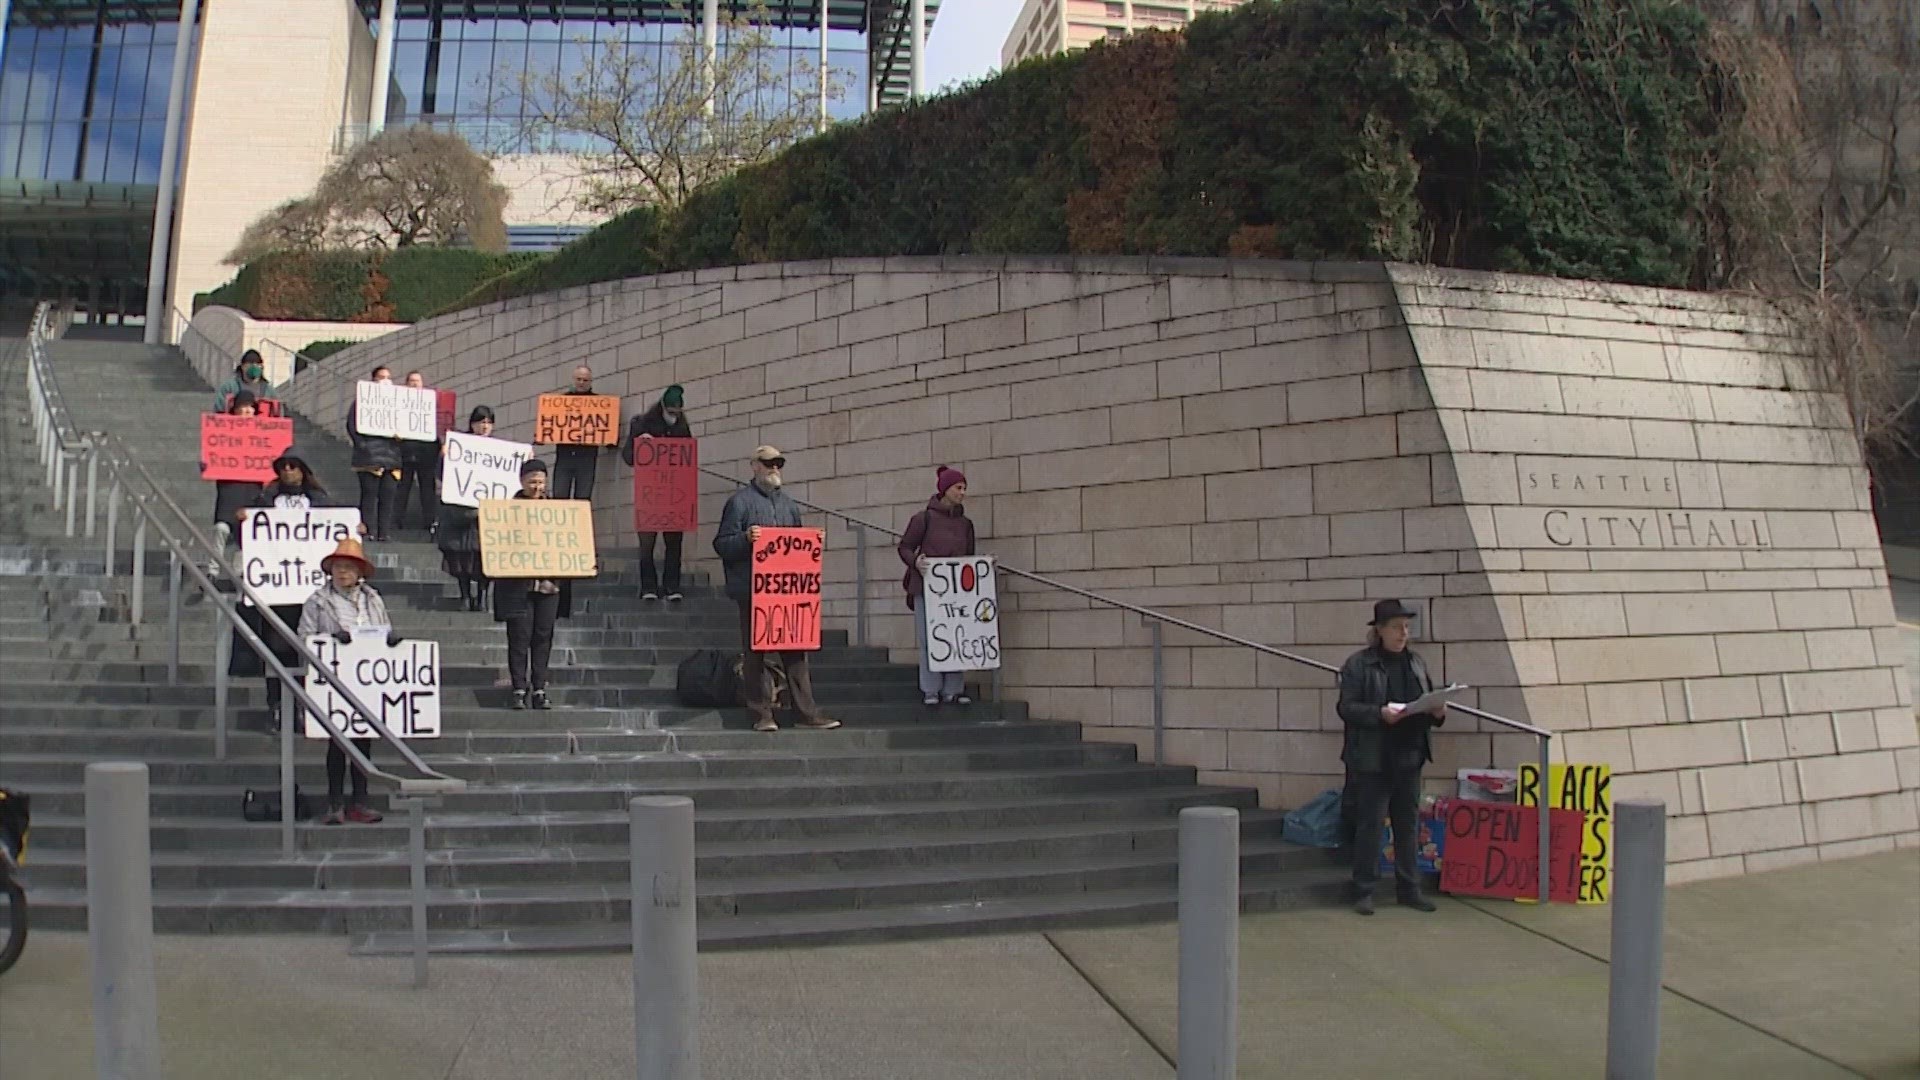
[1388,683,1469,718]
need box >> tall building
[1001,0,1243,69]
[1,0,939,327]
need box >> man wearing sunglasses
[713,446,842,733]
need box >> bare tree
[223,197,334,266]
[495,9,844,214]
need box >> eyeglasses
[758,457,786,469]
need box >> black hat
[520,458,549,478]
[1369,599,1418,625]
[270,453,313,476]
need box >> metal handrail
[23,305,466,851]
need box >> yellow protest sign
[479,499,598,578]
[1517,762,1611,904]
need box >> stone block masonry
[279,256,1920,879]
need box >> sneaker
[665,592,683,602]
[923,695,941,707]
[1398,893,1437,913]
[322,807,347,826]
[797,715,842,730]
[948,695,973,706]
[512,689,528,710]
[1353,895,1375,916]
[344,805,384,825]
[642,591,660,601]
[531,689,551,710]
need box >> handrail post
[130,512,147,626]
[1538,734,1552,904]
[84,446,99,538]
[214,619,231,761]
[393,796,440,989]
[167,550,183,685]
[1149,618,1166,766]
[52,448,66,515]
[852,521,868,649]
[104,477,120,572]
[282,670,299,857]
[64,456,80,536]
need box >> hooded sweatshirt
[212,373,273,413]
[898,496,975,610]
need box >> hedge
[298,339,359,362]
[442,0,1767,314]
[198,248,545,323]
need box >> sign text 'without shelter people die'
[240,507,363,606]
[751,527,823,651]
[441,431,532,508]
[479,499,598,578]
[922,556,1001,672]
[354,381,438,442]
[303,635,441,739]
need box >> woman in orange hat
[296,538,398,825]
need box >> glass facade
[0,13,179,184]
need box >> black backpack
[675,650,739,708]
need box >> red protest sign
[1436,798,1586,903]
[200,413,294,483]
[435,389,458,439]
[751,527,822,652]
[632,437,697,533]
[221,394,284,417]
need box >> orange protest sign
[750,527,823,652]
[200,413,294,482]
[534,394,620,445]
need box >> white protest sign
[239,507,363,606]
[923,556,1001,672]
[354,380,437,442]
[303,635,441,739]
[440,430,532,508]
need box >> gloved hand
[333,630,353,644]
[387,632,405,648]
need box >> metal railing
[23,304,466,867]
[702,463,1559,903]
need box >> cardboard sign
[1436,799,1587,903]
[479,499,598,578]
[354,381,437,442]
[1518,762,1612,904]
[922,556,1000,671]
[238,507,363,606]
[435,389,458,439]
[303,635,440,739]
[631,437,698,533]
[199,413,293,483]
[441,431,532,509]
[535,393,620,445]
[751,527,822,652]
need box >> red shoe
[321,808,346,826]
[344,805,384,824]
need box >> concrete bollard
[632,795,698,1080]
[86,762,162,1080]
[1606,798,1668,1080]
[1177,805,1239,1080]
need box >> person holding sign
[546,365,611,502]
[492,459,571,711]
[714,447,840,733]
[621,384,693,601]
[899,466,977,707]
[395,371,442,536]
[207,392,268,544]
[436,406,495,612]
[231,455,347,730]
[297,538,398,825]
[1337,599,1447,916]
[347,364,403,542]
[211,349,273,413]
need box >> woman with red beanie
[898,466,976,707]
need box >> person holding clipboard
[1336,599,1462,916]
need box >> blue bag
[1281,788,1345,849]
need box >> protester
[296,537,398,825]
[211,349,272,412]
[346,364,401,542]
[1336,599,1445,916]
[437,406,494,612]
[713,446,840,733]
[233,454,339,731]
[208,391,265,547]
[621,383,692,601]
[493,459,568,710]
[394,371,440,536]
[898,466,976,707]
[548,364,605,502]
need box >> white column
[368,0,399,137]
[908,0,925,100]
[142,0,202,347]
[817,0,829,131]
[701,0,719,122]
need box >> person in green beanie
[622,384,694,600]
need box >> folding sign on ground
[1518,762,1612,904]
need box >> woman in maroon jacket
[899,466,976,707]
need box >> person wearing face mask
[1336,599,1446,916]
[899,466,976,708]
[394,371,442,536]
[212,350,273,412]
[621,384,693,601]
[437,406,495,611]
[494,459,570,710]
[713,446,840,733]
[298,538,398,825]
[346,364,403,542]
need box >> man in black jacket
[346,364,402,542]
[550,365,605,502]
[622,384,693,600]
[1336,599,1445,915]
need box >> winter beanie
[935,465,967,496]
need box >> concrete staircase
[0,330,1342,952]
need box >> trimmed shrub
[201,249,541,323]
[298,339,359,362]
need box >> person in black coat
[547,364,607,502]
[493,459,570,711]
[620,384,692,600]
[1336,599,1446,916]
[394,371,441,534]
[231,455,341,731]
[346,363,402,542]
[436,406,494,611]
[208,391,266,550]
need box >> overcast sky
[924,0,1030,93]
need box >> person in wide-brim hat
[319,537,376,579]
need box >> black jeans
[551,455,597,502]
[638,531,683,594]
[395,459,439,529]
[1348,766,1424,899]
[356,471,397,537]
[505,591,561,691]
[325,737,375,808]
